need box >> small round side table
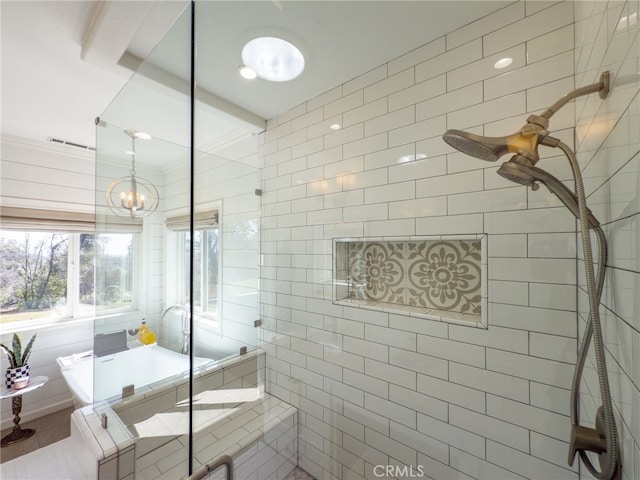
[0,375,48,447]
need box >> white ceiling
[1,0,508,166]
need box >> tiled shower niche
[333,235,488,328]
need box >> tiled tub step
[68,350,298,479]
[141,394,298,480]
[70,392,298,480]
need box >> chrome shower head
[497,156,541,187]
[442,128,542,166]
[497,161,600,228]
[442,130,505,162]
[442,72,611,168]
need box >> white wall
[259,2,593,479]
[574,2,640,480]
[0,322,92,430]
[1,135,95,214]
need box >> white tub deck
[58,343,212,406]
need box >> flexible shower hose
[558,141,618,480]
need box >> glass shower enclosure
[92,3,263,477]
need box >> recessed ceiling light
[238,65,257,80]
[494,57,513,69]
[330,123,342,130]
[397,153,427,164]
[125,130,152,140]
[241,37,305,82]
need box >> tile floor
[0,406,73,464]
[1,437,85,480]
[285,466,316,480]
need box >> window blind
[95,212,144,234]
[0,207,143,234]
[0,207,95,233]
[165,210,218,231]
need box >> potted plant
[1,333,36,389]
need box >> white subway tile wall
[574,2,640,480]
[254,1,640,479]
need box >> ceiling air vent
[46,136,96,151]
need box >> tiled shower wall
[259,2,590,479]
[574,2,640,480]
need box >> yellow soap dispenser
[138,321,148,342]
[138,320,156,345]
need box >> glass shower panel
[91,1,263,476]
[191,1,263,360]
[93,1,193,472]
[189,147,261,361]
[190,1,263,474]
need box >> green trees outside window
[0,231,134,323]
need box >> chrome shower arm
[442,71,611,167]
[541,71,610,120]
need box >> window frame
[176,227,221,326]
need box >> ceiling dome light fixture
[241,36,305,82]
[494,57,513,69]
[105,129,159,220]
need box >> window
[166,210,220,321]
[0,230,135,324]
[0,231,69,322]
[185,229,219,317]
[82,233,134,313]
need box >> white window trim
[174,230,221,328]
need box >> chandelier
[105,130,159,219]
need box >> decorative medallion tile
[407,240,481,314]
[336,237,483,317]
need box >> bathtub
[57,343,212,407]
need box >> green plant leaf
[2,333,36,368]
[21,334,37,366]
[12,334,22,367]
[0,343,18,368]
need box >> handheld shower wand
[443,71,620,480]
